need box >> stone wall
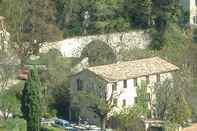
[40,30,151,58]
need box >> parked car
[52,118,77,131]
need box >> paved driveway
[183,123,197,131]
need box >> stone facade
[40,31,151,58]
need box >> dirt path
[183,123,197,131]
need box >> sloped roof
[87,57,179,81]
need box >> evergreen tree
[21,68,41,131]
[152,0,180,31]
[124,0,152,28]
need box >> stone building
[180,0,197,26]
[70,57,179,124]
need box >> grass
[0,118,26,131]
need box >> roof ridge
[88,56,160,69]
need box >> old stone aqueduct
[40,31,151,58]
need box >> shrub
[81,40,117,66]
[193,28,197,43]
[40,126,64,131]
[0,118,26,131]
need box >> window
[113,99,118,106]
[122,99,126,107]
[146,76,150,84]
[123,80,127,88]
[112,82,117,91]
[134,78,138,87]
[156,74,160,82]
[77,79,83,91]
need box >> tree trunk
[101,117,106,131]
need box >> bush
[40,126,64,131]
[0,118,26,131]
[81,40,117,66]
[164,122,180,131]
[193,28,197,43]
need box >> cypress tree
[21,68,41,131]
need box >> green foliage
[0,118,26,131]
[113,83,149,130]
[93,0,129,33]
[124,0,152,28]
[150,23,188,50]
[193,28,197,43]
[154,80,191,125]
[0,0,63,62]
[114,106,145,131]
[0,92,20,119]
[40,125,64,131]
[135,82,149,116]
[164,122,180,131]
[152,0,180,31]
[37,51,78,120]
[0,0,182,41]
[81,40,117,66]
[21,68,41,131]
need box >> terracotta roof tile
[87,57,179,81]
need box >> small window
[134,78,138,87]
[113,99,118,106]
[156,74,160,82]
[122,99,126,107]
[146,76,150,84]
[77,79,83,91]
[123,80,127,88]
[112,82,117,91]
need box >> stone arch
[81,40,117,66]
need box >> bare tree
[0,16,17,91]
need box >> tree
[0,16,17,91]
[0,0,63,64]
[0,91,19,120]
[124,0,152,28]
[93,0,129,33]
[193,28,197,43]
[88,93,114,131]
[153,80,191,125]
[113,83,149,131]
[21,68,41,131]
[32,49,78,120]
[114,106,145,131]
[72,83,118,131]
[152,0,180,31]
[81,40,117,66]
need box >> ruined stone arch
[81,40,117,66]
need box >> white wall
[40,31,151,58]
[189,0,197,25]
[106,72,173,112]
[71,71,173,121]
[106,79,137,110]
[180,0,197,25]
